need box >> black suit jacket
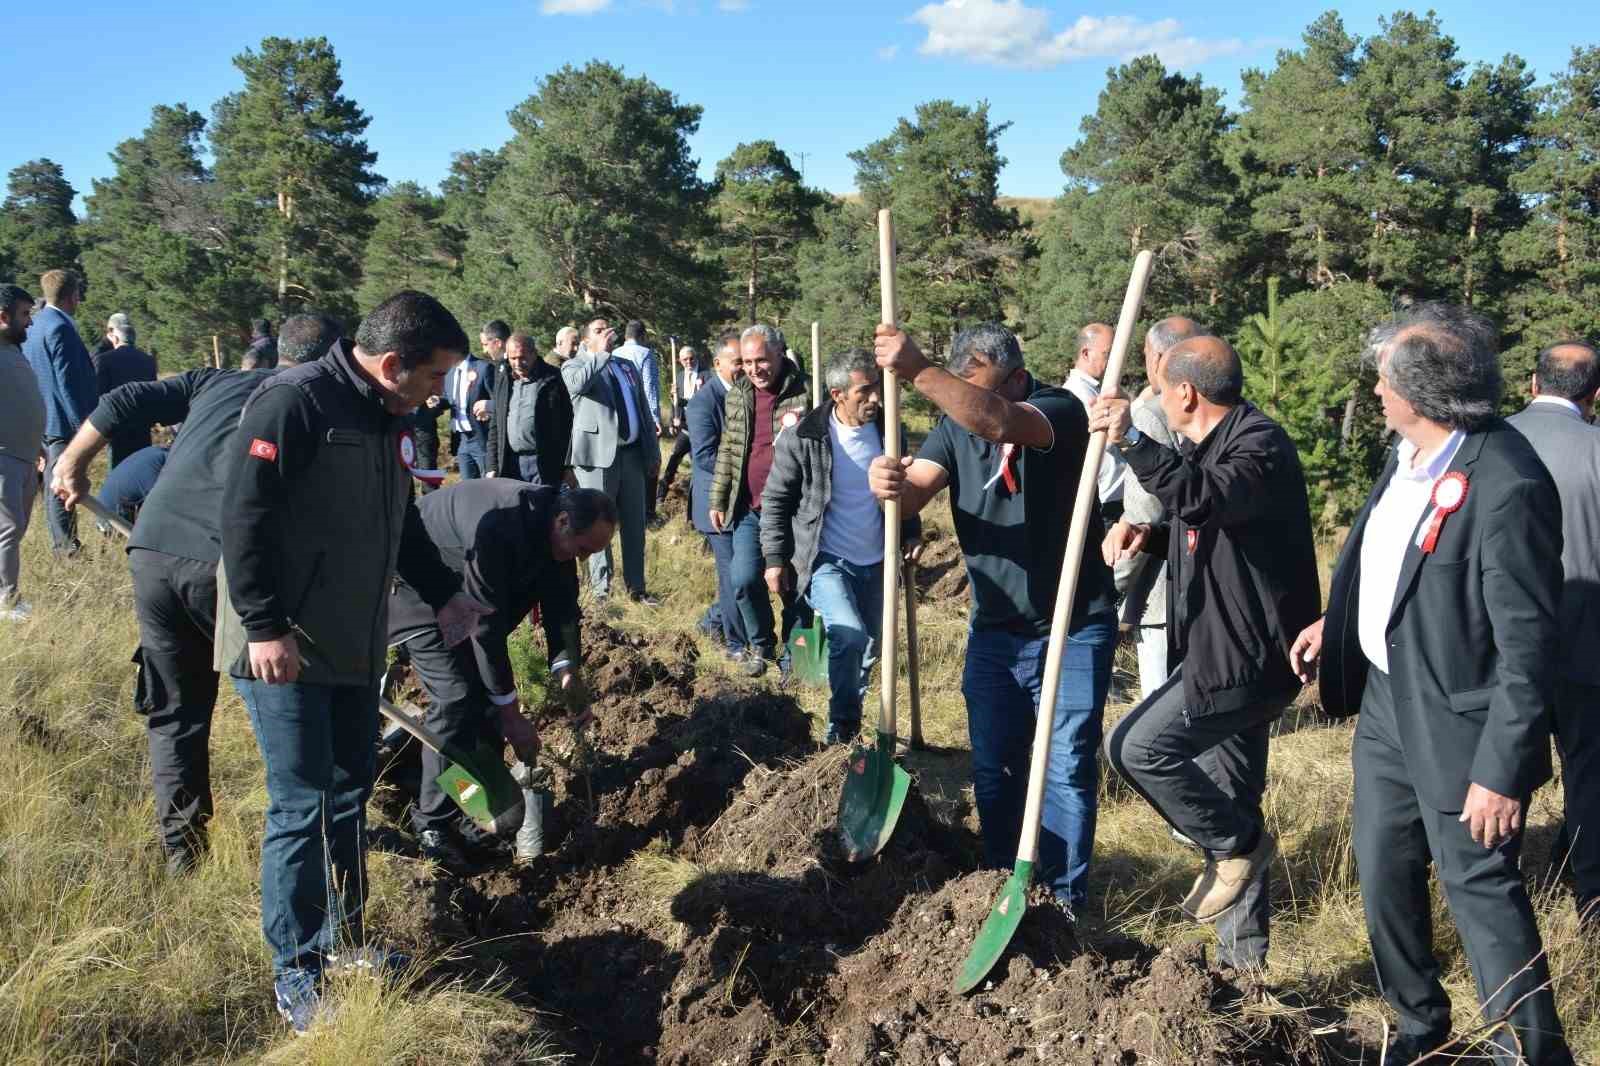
[1320,420,1561,810]
[487,360,574,484]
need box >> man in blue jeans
[217,292,490,1033]
[759,348,920,744]
[687,331,748,659]
[869,322,1117,918]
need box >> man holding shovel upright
[218,291,491,1035]
[868,323,1117,922]
[1093,335,1320,970]
[387,482,615,873]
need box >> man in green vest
[218,290,489,1035]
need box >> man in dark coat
[487,333,573,486]
[1291,304,1573,1065]
[93,314,158,466]
[688,332,746,657]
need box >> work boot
[418,827,483,876]
[273,968,324,1036]
[741,654,769,678]
[1181,831,1277,923]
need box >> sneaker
[1181,830,1277,923]
[326,944,412,981]
[0,600,32,623]
[741,654,769,678]
[418,827,483,876]
[273,968,323,1035]
[823,721,861,746]
[629,591,662,607]
[1386,1031,1455,1064]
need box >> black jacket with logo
[1120,401,1321,718]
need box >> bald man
[1508,340,1600,923]
[1063,323,1127,522]
[1091,335,1320,970]
[1116,316,1203,700]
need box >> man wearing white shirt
[1507,340,1600,926]
[1292,304,1573,1065]
[1063,322,1127,522]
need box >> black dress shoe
[1387,1031,1454,1063]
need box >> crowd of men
[0,266,1593,1063]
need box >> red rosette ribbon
[397,430,445,489]
[1420,471,1468,554]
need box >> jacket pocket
[1446,685,1494,716]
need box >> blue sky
[4,0,1597,210]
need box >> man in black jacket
[390,483,613,871]
[217,291,490,1035]
[1291,304,1573,1065]
[487,332,573,486]
[1094,335,1320,968]
[93,315,157,466]
[51,314,339,874]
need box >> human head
[585,318,614,354]
[1531,341,1599,410]
[277,313,341,366]
[479,319,510,362]
[353,291,469,414]
[554,326,579,360]
[740,324,785,391]
[1364,302,1502,441]
[251,317,273,340]
[551,487,619,561]
[1143,316,1203,393]
[1157,335,1243,443]
[40,269,81,314]
[1075,323,1113,380]
[948,323,1028,400]
[826,349,882,427]
[678,345,697,369]
[0,284,34,346]
[624,320,645,344]
[506,333,538,379]
[714,330,743,384]
[106,312,135,347]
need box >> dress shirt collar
[1531,394,1583,418]
[1393,429,1465,485]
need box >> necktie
[611,361,634,443]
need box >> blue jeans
[806,553,883,728]
[455,437,485,480]
[962,615,1116,908]
[730,509,776,655]
[234,678,378,976]
[704,531,747,653]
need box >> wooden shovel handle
[76,493,134,539]
[1015,250,1155,864]
[877,209,902,740]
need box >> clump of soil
[914,531,969,603]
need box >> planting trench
[381,617,1331,1064]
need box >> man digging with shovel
[868,322,1118,923]
[387,482,614,874]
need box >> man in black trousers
[50,314,340,873]
[1292,303,1573,1065]
[388,482,614,871]
[486,332,573,486]
[1094,335,1320,970]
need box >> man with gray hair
[1292,303,1573,1064]
[760,349,920,742]
[1063,322,1127,523]
[93,314,158,468]
[710,322,812,675]
[551,326,579,366]
[869,321,1116,920]
[1507,339,1600,925]
[1116,316,1203,699]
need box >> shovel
[838,208,912,863]
[954,248,1155,994]
[77,493,134,539]
[378,696,526,836]
[903,559,924,751]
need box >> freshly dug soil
[913,531,969,604]
[383,617,1332,1066]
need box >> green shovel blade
[954,858,1034,994]
[434,740,526,836]
[837,733,911,863]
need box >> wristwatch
[1120,425,1144,448]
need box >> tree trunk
[1462,207,1480,305]
[276,188,294,305]
[1556,216,1569,295]
[1340,392,1358,446]
[747,238,758,324]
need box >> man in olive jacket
[218,291,490,1035]
[759,349,919,741]
[709,323,811,675]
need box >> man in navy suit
[441,322,501,480]
[687,331,747,656]
[23,269,97,556]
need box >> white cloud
[878,44,901,60]
[540,0,612,13]
[909,0,1248,69]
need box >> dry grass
[3,448,1596,1062]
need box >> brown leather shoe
[1181,831,1277,923]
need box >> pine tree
[0,159,80,289]
[787,199,880,359]
[708,140,823,327]
[357,182,458,314]
[210,36,381,323]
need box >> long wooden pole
[669,336,678,435]
[212,335,222,369]
[811,320,822,407]
[877,212,901,744]
[1012,250,1154,869]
